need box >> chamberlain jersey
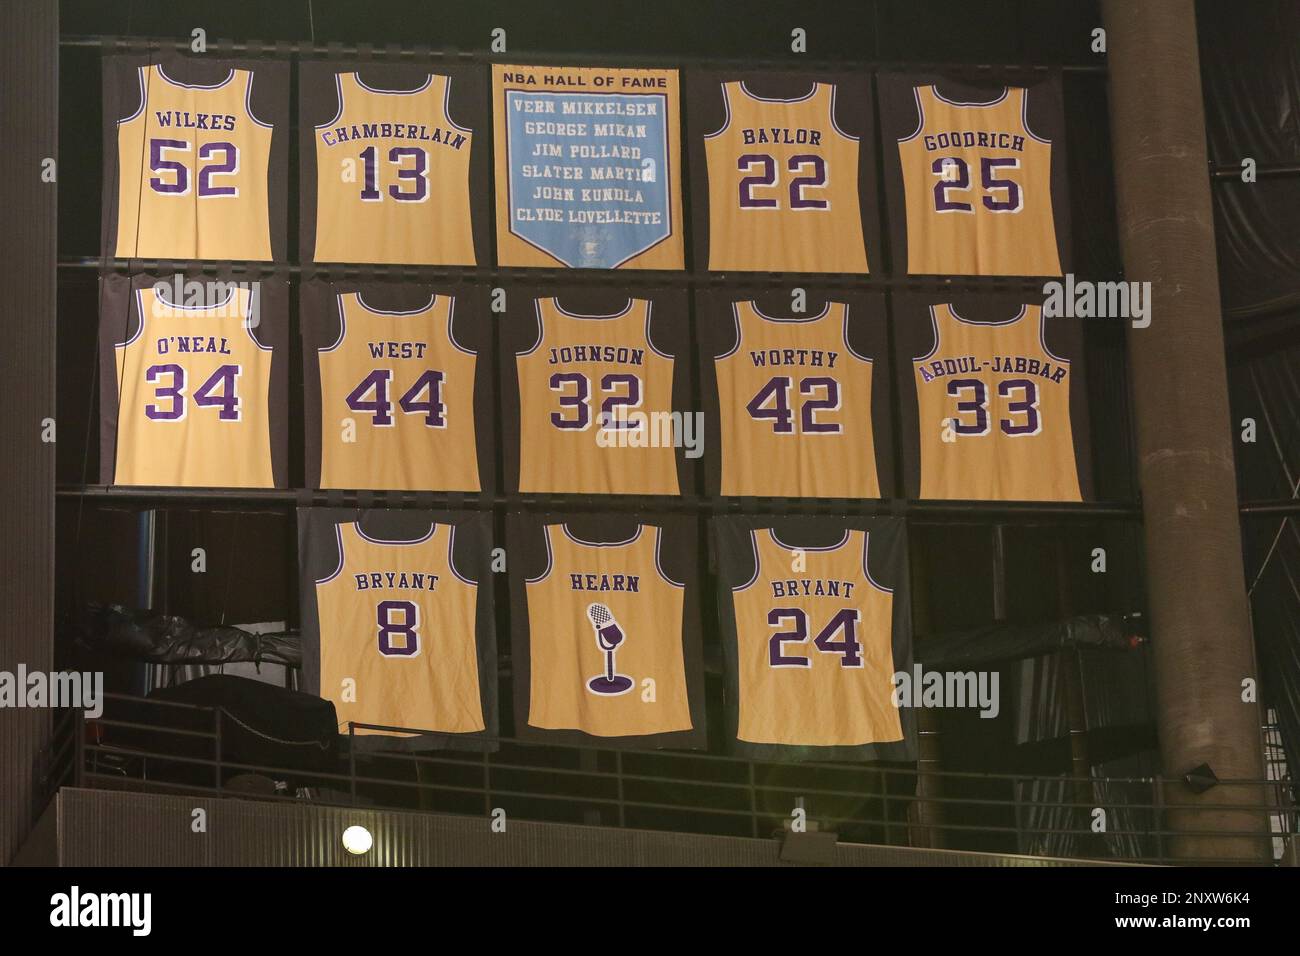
[914,303,1081,501]
[111,285,274,487]
[730,528,903,747]
[114,64,274,261]
[515,298,679,495]
[315,292,480,491]
[314,521,484,738]
[525,524,692,737]
[703,81,868,274]
[898,85,1060,276]
[715,301,879,498]
[313,72,475,265]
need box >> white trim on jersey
[898,85,927,144]
[732,529,764,592]
[516,298,546,357]
[243,286,271,351]
[749,300,833,323]
[1037,306,1072,365]
[115,288,149,349]
[355,519,437,546]
[827,82,859,143]
[930,84,1010,108]
[643,300,673,359]
[446,522,478,586]
[1019,87,1052,145]
[561,523,643,548]
[320,293,349,353]
[526,525,554,583]
[155,63,236,90]
[118,66,149,125]
[319,73,348,130]
[550,298,637,320]
[354,291,438,316]
[446,296,476,356]
[768,527,852,552]
[841,302,873,364]
[914,304,944,363]
[861,530,894,594]
[702,81,734,140]
[737,79,818,104]
[353,72,434,95]
[654,525,685,589]
[316,522,348,585]
[244,70,274,129]
[948,303,1028,326]
[443,76,473,134]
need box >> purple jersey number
[948,377,1041,436]
[145,363,240,421]
[998,378,1040,434]
[376,600,420,657]
[359,146,430,203]
[346,369,446,427]
[599,373,642,429]
[548,372,644,431]
[767,607,863,668]
[739,153,829,209]
[149,139,240,196]
[932,156,1023,213]
[197,142,238,197]
[747,376,842,434]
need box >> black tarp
[66,603,300,667]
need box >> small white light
[342,825,373,855]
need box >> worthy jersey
[114,64,273,260]
[716,301,879,498]
[516,298,679,495]
[314,521,484,738]
[313,73,475,265]
[525,524,691,737]
[316,293,479,491]
[704,82,868,273]
[112,285,274,487]
[898,85,1060,276]
[731,529,902,747]
[914,304,1081,501]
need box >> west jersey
[316,293,479,491]
[914,304,1081,501]
[114,64,273,260]
[525,524,692,737]
[730,529,903,747]
[111,285,274,487]
[704,82,868,273]
[313,73,475,265]
[314,521,485,738]
[715,301,879,498]
[898,85,1060,276]
[515,298,679,495]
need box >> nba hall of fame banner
[298,508,498,752]
[492,63,685,269]
[507,512,706,749]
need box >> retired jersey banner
[492,63,685,269]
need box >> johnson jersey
[914,303,1081,501]
[109,284,275,487]
[730,528,903,748]
[312,72,475,265]
[524,524,692,737]
[715,300,880,498]
[514,298,679,495]
[114,64,274,261]
[898,85,1060,276]
[314,292,480,491]
[704,81,868,273]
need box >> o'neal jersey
[703,81,868,273]
[914,303,1081,501]
[898,84,1060,276]
[715,300,880,498]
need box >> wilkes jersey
[312,72,475,265]
[898,84,1060,276]
[704,81,868,273]
[914,304,1081,501]
[514,298,679,495]
[113,63,274,261]
[524,524,692,738]
[715,300,879,498]
[313,292,480,491]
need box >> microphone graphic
[586,603,634,696]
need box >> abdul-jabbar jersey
[524,524,692,737]
[898,84,1060,276]
[314,292,480,491]
[113,63,274,260]
[730,528,903,748]
[704,81,868,273]
[715,300,879,498]
[914,303,1081,501]
[312,72,475,265]
[515,298,679,495]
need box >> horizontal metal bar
[1211,162,1300,180]
[1240,499,1300,516]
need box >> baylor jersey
[314,521,484,738]
[112,285,274,487]
[731,529,903,747]
[915,303,1081,501]
[316,293,479,492]
[313,72,475,265]
[898,85,1060,276]
[115,64,273,261]
[704,81,868,274]
[515,298,679,495]
[525,524,692,737]
[715,301,879,498]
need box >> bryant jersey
[315,521,484,738]
[898,85,1060,276]
[715,301,879,498]
[115,65,273,261]
[112,285,274,487]
[704,82,868,273]
[516,298,679,495]
[317,293,479,492]
[731,529,902,747]
[914,304,1081,501]
[525,525,691,736]
[313,73,475,265]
